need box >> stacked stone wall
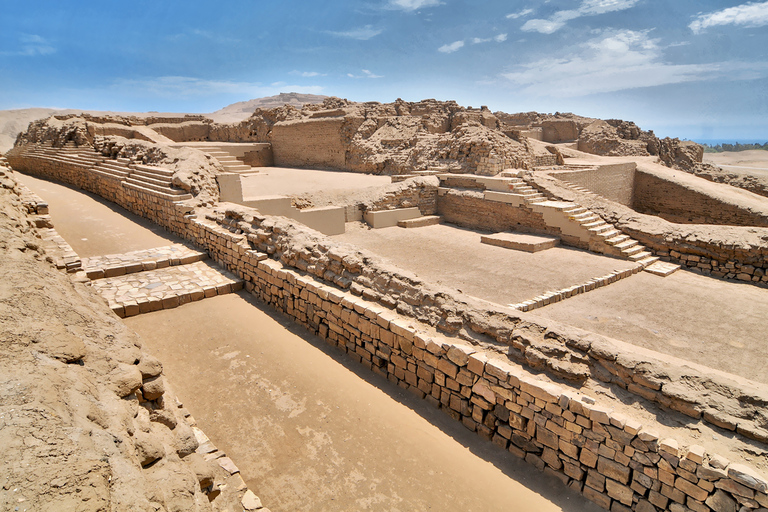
[8,151,768,512]
[182,210,768,512]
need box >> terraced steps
[397,215,442,228]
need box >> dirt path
[18,173,601,511]
[126,293,601,512]
[532,270,768,383]
[15,172,181,257]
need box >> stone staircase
[84,244,244,317]
[203,149,254,173]
[125,163,192,200]
[437,170,659,267]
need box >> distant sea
[692,138,767,146]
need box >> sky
[1,0,766,141]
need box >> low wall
[270,117,346,170]
[550,164,636,206]
[9,151,768,512]
[186,208,768,512]
[633,169,768,227]
[531,172,768,284]
[436,188,590,250]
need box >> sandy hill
[206,92,329,123]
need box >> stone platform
[643,260,681,277]
[88,259,243,317]
[82,244,208,279]
[481,232,560,253]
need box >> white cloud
[522,0,640,34]
[472,37,491,44]
[506,8,534,19]
[327,25,383,40]
[347,69,384,79]
[471,34,507,45]
[501,30,732,96]
[111,76,324,98]
[438,40,465,53]
[289,71,327,78]
[0,34,56,57]
[387,0,442,12]
[495,33,508,42]
[689,1,768,33]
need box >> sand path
[19,172,602,511]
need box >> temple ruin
[2,97,767,511]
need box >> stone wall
[530,172,768,284]
[550,164,636,206]
[436,188,589,250]
[633,169,768,227]
[183,208,768,512]
[364,176,438,215]
[270,117,346,169]
[9,153,768,512]
[541,120,579,143]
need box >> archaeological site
[3,96,768,512]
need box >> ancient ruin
[2,97,768,512]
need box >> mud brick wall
[551,164,636,206]
[270,117,346,170]
[633,170,768,227]
[6,151,192,238]
[9,151,768,512]
[436,188,589,250]
[184,212,768,512]
[364,177,438,215]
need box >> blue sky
[1,0,766,140]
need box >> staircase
[438,170,659,267]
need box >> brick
[676,476,709,502]
[598,456,631,484]
[583,485,612,509]
[606,478,634,506]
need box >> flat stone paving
[88,260,243,317]
[333,222,637,305]
[82,243,207,279]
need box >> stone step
[88,260,244,318]
[587,225,612,234]
[129,171,173,188]
[221,164,252,172]
[91,168,127,181]
[622,245,645,256]
[643,260,679,275]
[481,232,559,253]
[581,220,606,229]
[125,177,187,196]
[597,229,621,239]
[123,181,193,201]
[397,215,442,228]
[628,251,654,262]
[605,235,630,245]
[82,244,209,280]
[130,163,175,177]
[614,240,638,251]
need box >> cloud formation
[522,0,640,34]
[387,0,441,12]
[506,8,534,19]
[689,1,768,33]
[327,25,383,40]
[290,71,327,77]
[0,34,56,57]
[502,30,720,96]
[438,40,465,53]
[112,76,324,97]
[347,69,384,79]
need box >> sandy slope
[704,149,768,170]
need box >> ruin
[2,97,768,512]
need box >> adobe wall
[270,118,346,170]
[633,169,768,227]
[436,188,590,250]
[530,172,768,284]
[541,120,579,143]
[9,152,768,512]
[549,164,636,206]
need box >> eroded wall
[550,164,636,206]
[270,118,346,169]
